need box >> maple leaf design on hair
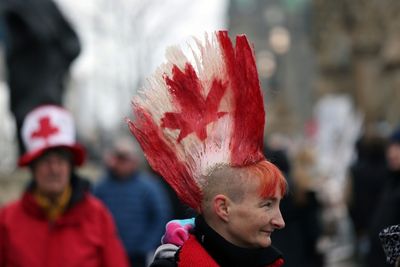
[161,63,228,142]
[129,31,267,210]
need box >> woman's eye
[263,202,273,208]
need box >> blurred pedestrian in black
[366,127,400,267]
[348,132,387,263]
[264,145,323,267]
[0,0,80,154]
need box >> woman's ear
[213,194,230,222]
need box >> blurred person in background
[93,136,171,267]
[366,126,400,267]
[265,144,323,267]
[0,105,129,267]
[348,130,387,264]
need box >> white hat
[18,105,85,167]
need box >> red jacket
[178,235,284,267]
[0,192,129,267]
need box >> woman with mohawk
[128,31,287,267]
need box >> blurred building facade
[228,0,400,135]
[228,0,316,135]
[312,0,400,127]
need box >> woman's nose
[271,208,285,229]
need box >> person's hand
[161,218,195,246]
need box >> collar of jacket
[22,172,91,224]
[33,184,72,221]
[189,215,284,267]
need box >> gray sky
[57,0,229,138]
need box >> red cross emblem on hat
[31,116,59,140]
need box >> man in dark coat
[348,133,387,263]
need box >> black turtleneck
[193,216,283,267]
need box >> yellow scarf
[33,185,72,221]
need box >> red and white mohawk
[128,31,266,211]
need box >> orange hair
[240,160,287,198]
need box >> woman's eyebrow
[261,197,277,203]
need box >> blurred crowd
[1,104,399,267]
[263,127,400,267]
